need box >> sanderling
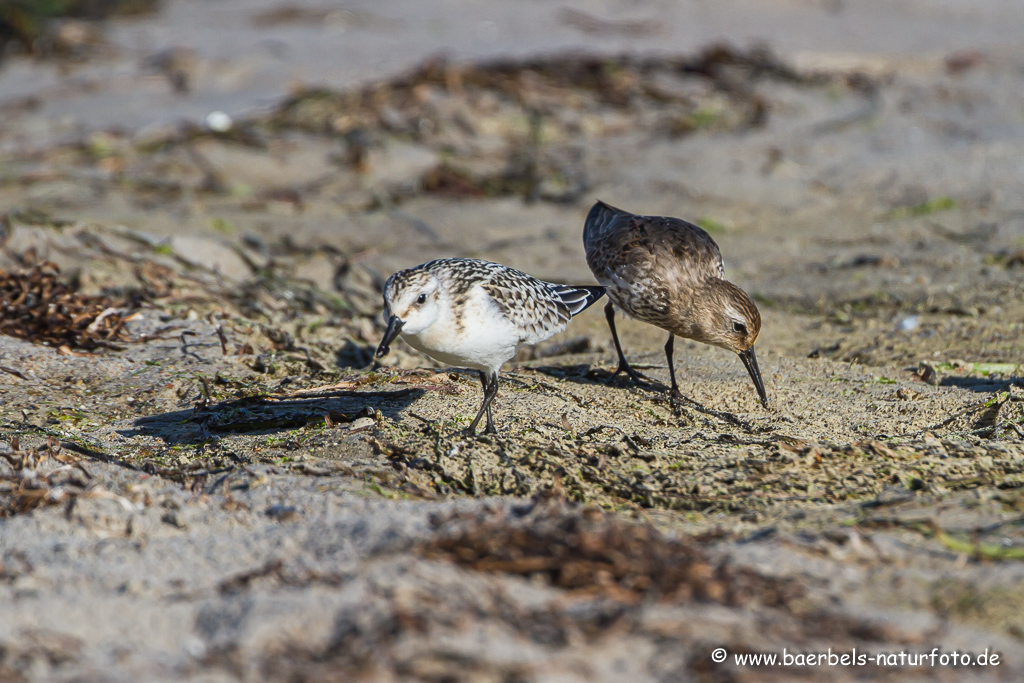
[583,200,768,408]
[375,258,605,434]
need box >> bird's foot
[457,425,501,439]
[668,387,686,415]
[608,362,655,389]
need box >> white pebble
[897,316,919,332]
[347,417,376,432]
[205,111,233,132]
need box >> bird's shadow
[526,363,763,432]
[528,362,669,391]
[119,387,425,446]
[939,376,1024,393]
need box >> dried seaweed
[262,46,837,206]
[424,497,800,606]
[0,261,133,350]
[0,436,91,517]
[0,0,160,57]
[273,45,816,136]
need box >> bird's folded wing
[480,270,572,344]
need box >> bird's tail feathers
[584,200,631,240]
[552,285,606,317]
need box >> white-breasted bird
[376,258,605,434]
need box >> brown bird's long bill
[375,315,404,358]
[738,346,769,409]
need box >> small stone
[169,235,252,281]
[206,111,233,132]
[347,417,376,433]
[915,361,939,385]
[265,504,300,522]
[161,511,186,529]
[896,316,919,332]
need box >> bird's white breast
[401,284,521,373]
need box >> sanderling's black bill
[738,346,769,409]
[376,315,404,358]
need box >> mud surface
[3,1,1024,681]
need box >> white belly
[401,289,522,373]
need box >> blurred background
[2,0,1024,367]
[2,0,1023,137]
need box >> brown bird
[583,200,768,408]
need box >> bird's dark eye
[416,293,427,305]
[733,322,747,334]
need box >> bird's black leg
[605,301,650,387]
[465,371,500,435]
[664,333,683,404]
[464,371,489,435]
[484,372,499,434]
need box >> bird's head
[690,281,768,408]
[375,268,442,357]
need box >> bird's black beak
[376,315,404,359]
[738,346,769,409]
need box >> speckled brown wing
[583,201,725,324]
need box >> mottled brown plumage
[583,200,768,408]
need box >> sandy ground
[3,1,1024,681]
